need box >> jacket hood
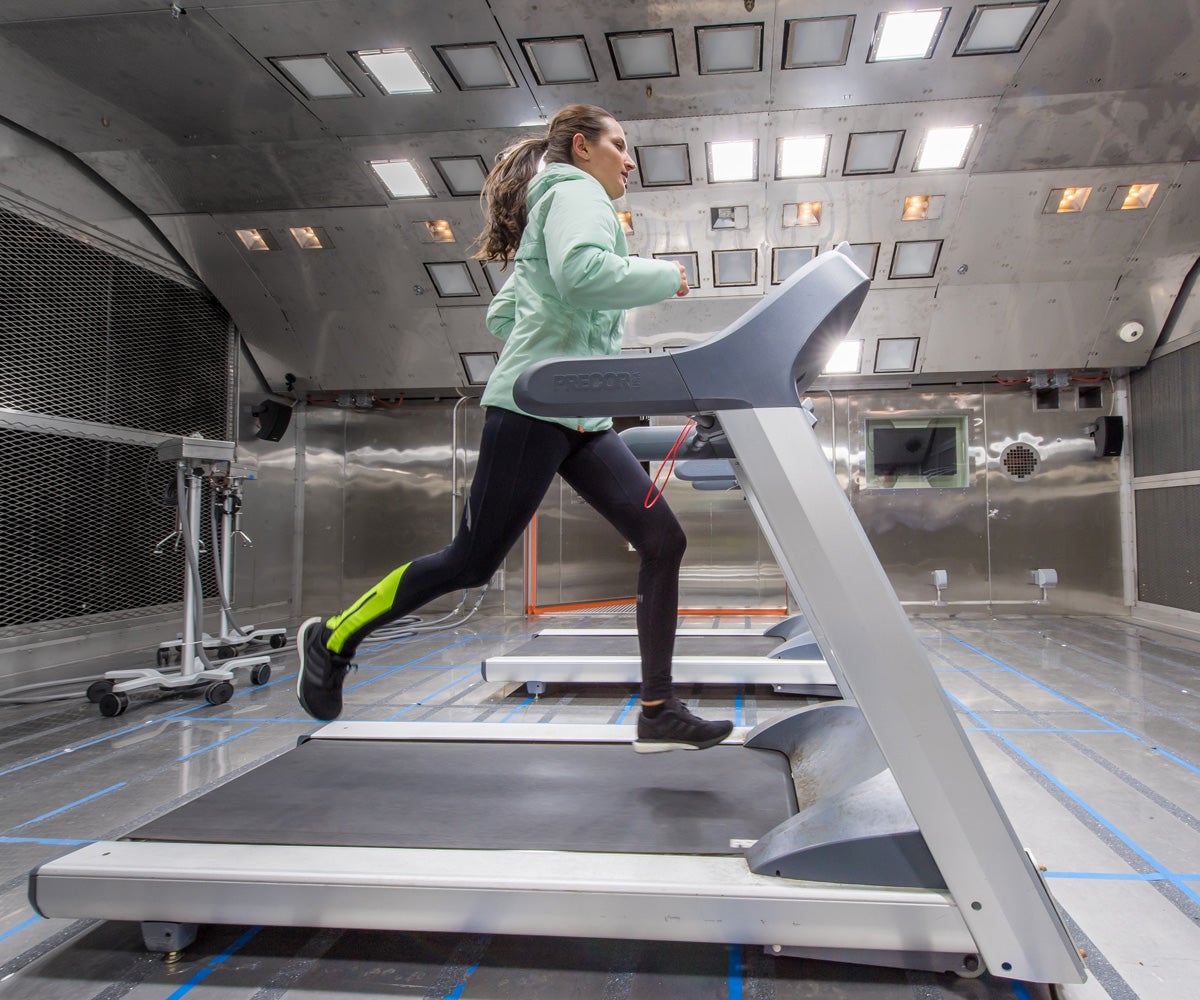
[526,162,595,209]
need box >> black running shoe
[295,616,355,721]
[634,698,734,753]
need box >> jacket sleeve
[484,274,517,341]
[543,181,681,309]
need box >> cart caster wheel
[205,681,234,706]
[216,644,236,659]
[250,663,271,685]
[98,691,129,717]
[86,680,114,703]
[156,648,170,667]
[269,634,287,649]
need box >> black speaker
[253,399,293,442]
[1091,415,1124,458]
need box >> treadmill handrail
[513,246,869,418]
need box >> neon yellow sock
[326,562,411,654]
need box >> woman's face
[573,119,637,200]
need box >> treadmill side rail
[31,840,979,974]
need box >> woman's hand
[675,262,690,297]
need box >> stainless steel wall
[299,399,503,620]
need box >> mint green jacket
[480,163,682,431]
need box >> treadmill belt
[130,739,795,856]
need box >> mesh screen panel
[0,428,219,630]
[0,206,232,437]
[0,205,233,633]
[1129,342,1200,477]
[1134,485,1200,613]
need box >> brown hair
[474,104,616,264]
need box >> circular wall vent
[1000,443,1040,480]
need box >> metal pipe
[450,395,471,538]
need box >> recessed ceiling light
[707,140,757,183]
[269,55,360,99]
[431,156,489,197]
[653,252,699,288]
[712,249,758,287]
[353,48,437,94]
[234,228,278,252]
[369,159,433,198]
[710,206,748,230]
[823,339,863,375]
[783,201,822,227]
[635,144,692,186]
[414,220,456,243]
[606,29,679,79]
[518,36,597,84]
[1108,183,1159,211]
[695,23,763,74]
[289,225,332,250]
[460,352,498,385]
[433,42,517,90]
[914,125,976,171]
[771,246,817,284]
[890,239,943,278]
[616,211,635,236]
[480,259,513,294]
[874,337,920,373]
[776,135,830,179]
[844,130,905,174]
[846,243,880,279]
[1043,187,1092,214]
[424,261,479,297]
[901,194,945,220]
[869,8,950,62]
[955,2,1045,56]
[782,16,856,69]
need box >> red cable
[644,419,696,509]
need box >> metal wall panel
[1134,485,1200,613]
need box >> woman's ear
[571,132,590,161]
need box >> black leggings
[324,406,686,702]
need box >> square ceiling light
[460,352,498,385]
[617,211,635,235]
[823,339,863,375]
[606,30,679,79]
[695,23,763,74]
[289,225,332,250]
[1108,183,1159,210]
[707,139,758,183]
[844,130,906,175]
[424,261,479,297]
[269,54,361,99]
[1043,186,1092,213]
[353,48,437,94]
[369,159,433,198]
[772,246,817,284]
[955,2,1046,55]
[413,220,456,243]
[711,206,749,230]
[712,249,758,287]
[233,228,279,252]
[431,155,489,197]
[783,201,822,227]
[846,243,880,279]
[782,16,855,68]
[874,337,920,373]
[433,42,517,90]
[776,135,830,178]
[914,125,976,171]
[868,8,950,62]
[635,144,692,186]
[901,194,945,220]
[653,251,699,289]
[890,239,943,278]
[480,259,513,294]
[519,35,597,84]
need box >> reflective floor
[1,612,1198,1000]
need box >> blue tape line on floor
[163,926,261,1000]
[10,782,126,831]
[728,943,743,999]
[177,725,260,761]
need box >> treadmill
[29,247,1086,986]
